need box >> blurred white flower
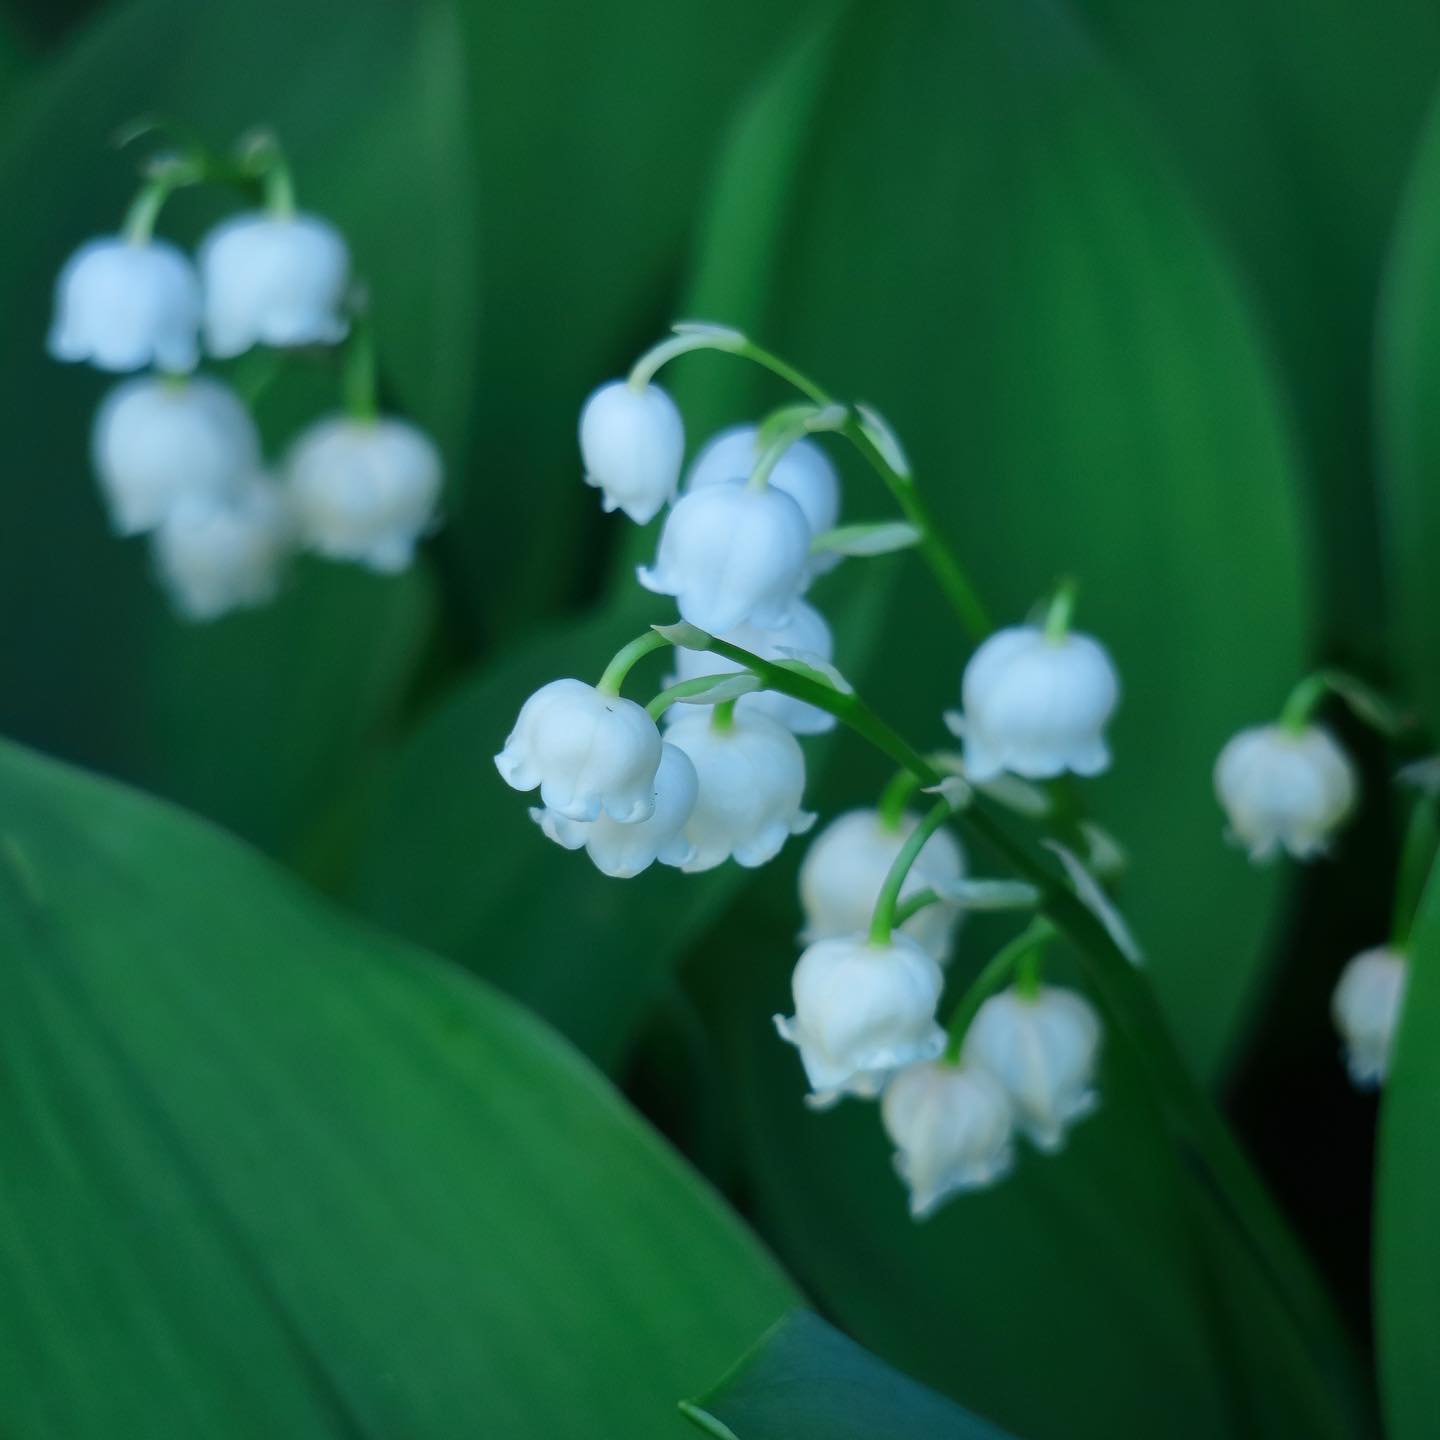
[881,1061,1015,1216]
[91,375,260,535]
[285,414,442,573]
[48,236,201,374]
[962,985,1102,1151]
[151,475,291,621]
[667,599,838,735]
[665,707,814,871]
[530,741,697,878]
[579,380,685,524]
[946,625,1119,782]
[495,678,662,824]
[775,933,946,1107]
[1214,723,1357,862]
[638,480,811,634]
[799,807,966,963]
[200,212,349,357]
[1331,945,1407,1089]
[686,423,840,573]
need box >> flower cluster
[48,132,441,621]
[495,325,1128,1218]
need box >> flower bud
[962,985,1102,1151]
[799,808,966,962]
[495,678,662,824]
[578,380,684,524]
[664,708,815,871]
[638,480,810,635]
[775,934,946,1107]
[48,237,201,374]
[151,476,291,621]
[91,376,261,535]
[1331,946,1407,1089]
[667,599,838,735]
[529,741,697,877]
[686,424,840,572]
[948,625,1119,782]
[881,1061,1015,1216]
[199,212,349,357]
[1214,723,1357,861]
[285,415,442,573]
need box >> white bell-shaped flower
[686,424,840,572]
[799,808,966,963]
[664,708,815,872]
[1214,723,1357,861]
[948,625,1120,782]
[1331,946,1408,1089]
[91,375,261,535]
[529,741,697,878]
[48,237,201,374]
[881,1061,1015,1216]
[962,985,1102,1151]
[199,212,349,357]
[638,479,810,634]
[285,414,442,573]
[667,599,838,735]
[578,380,684,524]
[776,933,947,1107]
[495,678,662,824]
[151,476,291,622]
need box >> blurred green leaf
[0,0,476,856]
[681,0,1309,1078]
[0,736,794,1437]
[681,1310,1017,1440]
[1075,0,1440,659]
[1376,863,1440,1439]
[1377,81,1440,734]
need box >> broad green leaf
[1377,81,1440,732]
[1376,863,1440,1438]
[0,0,477,858]
[0,736,794,1437]
[1075,0,1440,656]
[680,0,1309,1077]
[682,1310,1017,1440]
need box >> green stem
[943,919,1055,1060]
[597,631,670,697]
[878,769,922,829]
[710,700,736,733]
[645,673,748,721]
[341,306,379,422]
[892,887,941,928]
[1043,577,1077,642]
[1279,672,1330,733]
[1391,795,1440,948]
[868,797,954,944]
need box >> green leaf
[0,0,476,857]
[0,736,793,1437]
[681,1310,1017,1440]
[1376,862,1440,1438]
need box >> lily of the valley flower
[775,933,946,1107]
[579,380,685,524]
[881,1061,1015,1216]
[49,236,201,374]
[495,678,663,824]
[1331,946,1408,1089]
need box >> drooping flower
[529,741,697,878]
[798,807,966,962]
[664,707,815,871]
[667,599,838,736]
[151,476,291,621]
[638,480,811,634]
[578,380,685,524]
[962,985,1102,1151]
[90,375,261,536]
[48,236,201,374]
[199,212,349,357]
[285,414,442,573]
[1214,723,1357,861]
[495,678,662,824]
[947,625,1120,782]
[775,933,946,1107]
[881,1061,1015,1216]
[1331,946,1408,1089]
